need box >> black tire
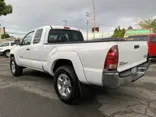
[4,50,10,58]
[53,65,80,104]
[10,57,23,76]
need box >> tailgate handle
[134,45,139,49]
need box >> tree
[1,33,10,39]
[0,0,13,16]
[128,26,133,30]
[112,28,118,38]
[151,19,156,33]
[112,26,126,38]
[138,19,156,33]
[121,28,126,37]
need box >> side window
[151,36,156,43]
[0,42,9,47]
[128,36,148,41]
[21,31,34,46]
[33,29,43,44]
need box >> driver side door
[18,31,35,67]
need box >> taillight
[104,45,119,71]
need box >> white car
[0,41,16,57]
[10,26,150,104]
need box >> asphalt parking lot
[0,56,156,117]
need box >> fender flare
[3,49,10,54]
[10,47,20,65]
[46,51,89,84]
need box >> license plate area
[119,67,138,78]
[131,67,137,75]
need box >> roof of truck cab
[51,26,79,31]
[33,26,79,31]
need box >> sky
[1,0,156,37]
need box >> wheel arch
[53,59,74,73]
[3,49,10,54]
[47,51,88,84]
[9,53,20,66]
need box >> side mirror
[14,40,21,45]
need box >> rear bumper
[102,61,150,88]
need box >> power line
[62,20,68,26]
[86,12,90,40]
[88,21,113,27]
[92,0,96,38]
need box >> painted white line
[0,64,9,66]
[0,58,8,61]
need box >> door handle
[26,48,30,51]
[134,45,139,49]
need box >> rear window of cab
[127,35,148,41]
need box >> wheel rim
[6,51,10,57]
[57,74,72,98]
[11,61,16,73]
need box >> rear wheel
[54,65,80,104]
[10,57,23,76]
[4,50,10,58]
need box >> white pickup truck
[10,26,150,104]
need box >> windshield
[0,42,9,47]
[127,35,148,41]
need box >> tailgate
[117,41,148,72]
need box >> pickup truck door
[18,31,35,66]
[149,36,156,57]
[25,29,43,70]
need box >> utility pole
[62,20,68,26]
[93,0,96,38]
[86,12,90,40]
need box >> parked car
[0,41,17,57]
[10,26,150,104]
[127,34,156,58]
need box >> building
[82,32,113,40]
[0,27,6,39]
[124,29,153,38]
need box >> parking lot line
[0,64,9,66]
[0,58,8,61]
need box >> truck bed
[45,38,126,45]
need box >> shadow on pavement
[151,59,156,64]
[22,69,53,82]
[21,69,101,105]
[17,67,154,107]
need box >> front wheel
[53,65,79,104]
[10,57,23,76]
[4,50,10,58]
